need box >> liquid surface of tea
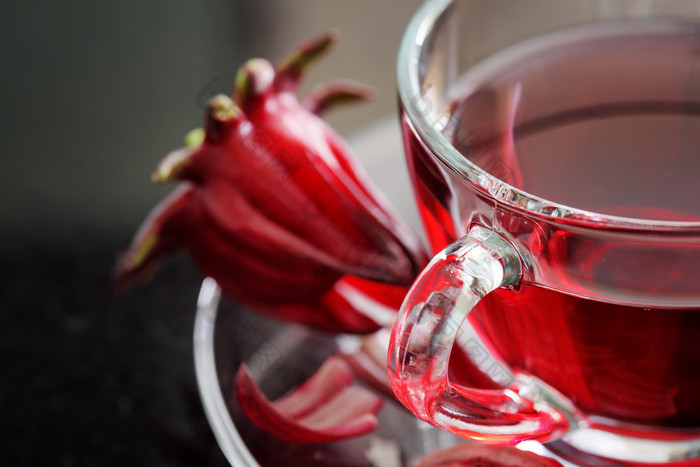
[403,20,700,433]
[444,20,700,222]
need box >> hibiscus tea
[402,20,700,433]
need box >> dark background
[1,1,420,465]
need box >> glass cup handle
[388,226,579,444]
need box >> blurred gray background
[2,0,421,240]
[1,1,422,465]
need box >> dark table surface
[2,228,230,466]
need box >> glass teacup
[389,1,700,465]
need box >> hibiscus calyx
[113,31,428,334]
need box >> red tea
[402,20,700,431]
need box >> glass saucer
[193,277,468,466]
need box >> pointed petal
[185,198,343,304]
[151,147,197,183]
[205,94,244,142]
[320,126,429,283]
[274,30,339,92]
[112,186,194,292]
[276,128,427,285]
[235,356,382,444]
[192,183,378,289]
[233,58,275,107]
[296,386,382,430]
[302,80,375,115]
[272,356,354,419]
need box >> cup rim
[397,0,700,232]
